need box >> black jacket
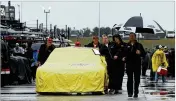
[125,41,146,64]
[25,47,33,60]
[37,44,55,64]
[110,42,127,61]
[99,42,114,61]
[85,42,102,48]
[1,41,9,62]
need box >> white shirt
[13,47,25,54]
[105,44,108,47]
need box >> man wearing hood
[125,32,146,98]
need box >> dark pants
[107,60,124,90]
[142,63,148,76]
[126,63,141,95]
[150,65,155,81]
[31,66,37,80]
[107,60,115,90]
[115,61,125,90]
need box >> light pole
[65,25,67,38]
[98,2,101,38]
[17,5,20,22]
[138,13,141,42]
[37,19,38,31]
[43,7,51,33]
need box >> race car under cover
[36,47,107,93]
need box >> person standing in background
[142,50,150,77]
[168,48,175,77]
[75,37,81,47]
[25,42,35,81]
[38,38,55,66]
[13,43,25,55]
[152,45,168,83]
[25,42,33,62]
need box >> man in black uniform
[125,32,146,98]
[110,34,126,94]
[99,34,114,94]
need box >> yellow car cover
[36,47,107,93]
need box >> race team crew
[36,36,171,97]
[1,33,171,98]
[99,33,146,98]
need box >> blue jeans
[154,72,166,83]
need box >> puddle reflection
[142,80,175,100]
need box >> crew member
[38,38,55,65]
[85,36,102,48]
[99,34,114,94]
[125,32,146,98]
[111,34,126,94]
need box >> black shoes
[128,94,132,97]
[134,94,138,98]
[128,94,138,98]
[115,90,122,94]
[109,89,115,94]
[104,89,108,94]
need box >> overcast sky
[1,0,175,30]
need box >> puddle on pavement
[142,80,175,100]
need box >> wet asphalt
[1,70,175,101]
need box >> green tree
[82,27,91,37]
[100,27,111,35]
[92,27,99,36]
[105,27,111,35]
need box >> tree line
[54,27,114,37]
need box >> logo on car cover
[70,63,95,66]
